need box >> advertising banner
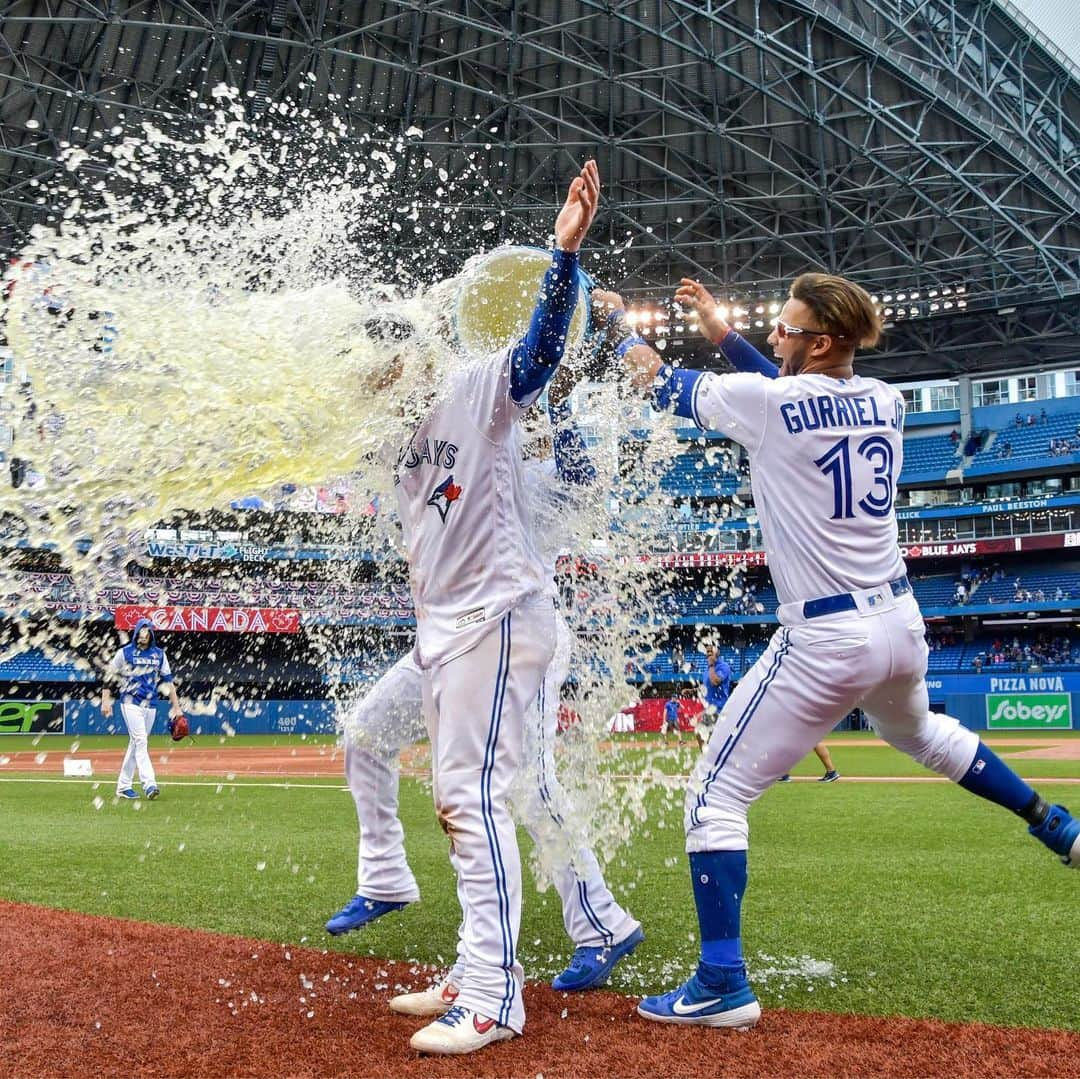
[985,693,1073,730]
[114,606,301,634]
[0,700,65,734]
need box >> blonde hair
[790,272,882,349]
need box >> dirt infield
[2,901,1077,1079]
[0,744,374,779]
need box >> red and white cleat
[388,979,460,1017]
[409,1006,516,1055]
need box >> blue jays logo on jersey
[427,475,464,522]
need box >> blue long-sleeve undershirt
[547,399,596,485]
[509,248,580,405]
[719,329,778,379]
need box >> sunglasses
[774,318,849,340]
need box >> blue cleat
[1029,804,1080,869]
[552,925,644,992]
[819,770,840,783]
[637,971,761,1029]
[144,786,160,800]
[117,788,139,800]
[325,894,410,935]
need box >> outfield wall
[0,698,339,737]
[926,673,1076,731]
[0,674,1076,736]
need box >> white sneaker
[389,978,460,1017]
[409,1006,515,1055]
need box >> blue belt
[802,575,911,619]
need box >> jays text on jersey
[393,347,555,667]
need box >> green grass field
[2,734,1078,1031]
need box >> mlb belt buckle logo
[867,591,883,606]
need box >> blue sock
[958,741,1037,815]
[689,850,747,984]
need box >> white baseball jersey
[522,455,575,581]
[687,371,907,604]
[393,348,553,667]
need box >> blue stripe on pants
[480,613,515,1026]
[691,629,791,828]
[577,879,613,945]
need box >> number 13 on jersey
[814,435,896,520]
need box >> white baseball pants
[342,654,425,902]
[510,612,640,949]
[686,589,979,851]
[117,701,158,794]
[341,615,638,956]
[425,599,553,1033]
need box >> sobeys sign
[986,693,1072,730]
[0,700,65,734]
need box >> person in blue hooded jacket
[101,618,182,800]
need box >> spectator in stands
[1040,408,1047,425]
[954,580,967,605]
[949,429,960,446]
[1055,586,1067,602]
[1026,413,1037,426]
[671,641,685,673]
[1014,413,1023,427]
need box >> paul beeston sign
[114,605,301,634]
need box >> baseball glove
[168,714,189,741]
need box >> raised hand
[674,277,730,345]
[591,288,624,319]
[554,160,601,253]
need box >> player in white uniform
[101,617,182,800]
[605,273,1079,1030]
[386,160,601,1055]
[326,428,641,996]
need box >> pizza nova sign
[114,605,301,634]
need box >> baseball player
[385,160,602,1055]
[662,696,681,744]
[326,413,642,1003]
[697,646,732,752]
[101,617,182,800]
[606,273,1079,1031]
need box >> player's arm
[674,279,779,379]
[620,339,768,449]
[592,287,689,407]
[509,161,601,406]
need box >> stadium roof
[1,0,1078,378]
